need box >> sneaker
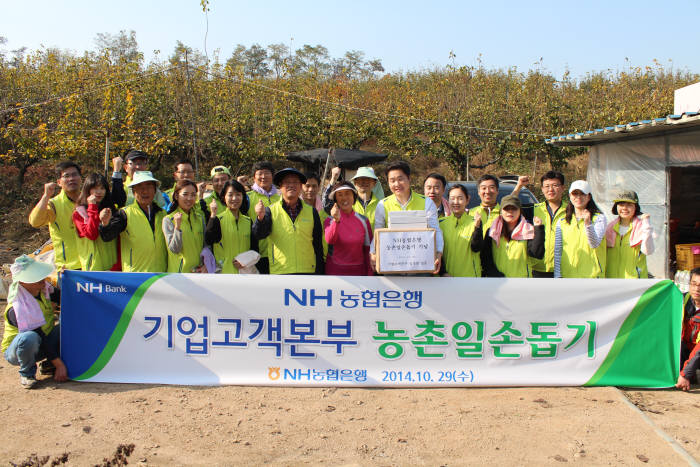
[20,375,37,389]
[40,360,55,375]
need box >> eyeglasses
[176,170,194,176]
[542,184,562,190]
[60,172,80,179]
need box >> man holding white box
[370,161,443,274]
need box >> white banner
[61,272,681,387]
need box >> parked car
[445,179,539,221]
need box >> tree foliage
[0,32,697,197]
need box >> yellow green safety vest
[76,211,118,271]
[213,210,252,274]
[1,294,55,353]
[166,207,205,273]
[440,214,482,277]
[268,200,316,274]
[490,234,533,278]
[471,204,501,237]
[559,214,607,278]
[247,190,281,261]
[382,191,427,216]
[605,221,648,279]
[120,203,167,272]
[353,196,378,230]
[311,203,329,260]
[49,190,81,270]
[532,201,568,273]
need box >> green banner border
[73,273,167,381]
[585,280,682,387]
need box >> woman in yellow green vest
[481,195,544,277]
[99,171,168,272]
[439,184,484,277]
[554,180,608,278]
[604,190,654,278]
[72,173,118,271]
[2,255,67,389]
[205,180,257,273]
[162,179,210,273]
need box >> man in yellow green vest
[423,173,451,218]
[252,168,324,275]
[117,150,170,209]
[512,171,568,278]
[369,160,443,274]
[28,161,83,271]
[2,255,67,389]
[204,165,231,214]
[471,174,501,234]
[324,166,381,230]
[246,161,280,274]
[165,158,196,199]
[99,171,168,272]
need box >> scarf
[7,262,52,332]
[489,216,534,247]
[605,216,646,248]
[251,183,278,197]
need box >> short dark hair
[477,174,499,189]
[55,161,81,179]
[447,184,469,199]
[385,160,411,178]
[175,158,194,169]
[219,179,250,214]
[424,173,447,189]
[541,171,565,186]
[304,172,321,184]
[690,267,700,281]
[252,161,274,176]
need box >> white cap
[569,180,591,195]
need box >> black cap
[273,167,307,186]
[125,150,148,162]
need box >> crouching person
[2,255,68,389]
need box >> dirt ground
[1,206,698,466]
[0,338,698,466]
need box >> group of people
[3,149,696,391]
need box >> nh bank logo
[76,282,127,293]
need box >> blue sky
[2,0,698,78]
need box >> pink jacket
[324,210,373,276]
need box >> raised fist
[209,199,218,216]
[517,175,530,187]
[44,182,58,198]
[172,212,183,229]
[330,203,340,221]
[87,194,99,205]
[112,156,124,172]
[197,182,207,199]
[330,166,341,183]
[255,200,265,220]
[581,210,592,225]
[533,216,542,226]
[99,208,112,226]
